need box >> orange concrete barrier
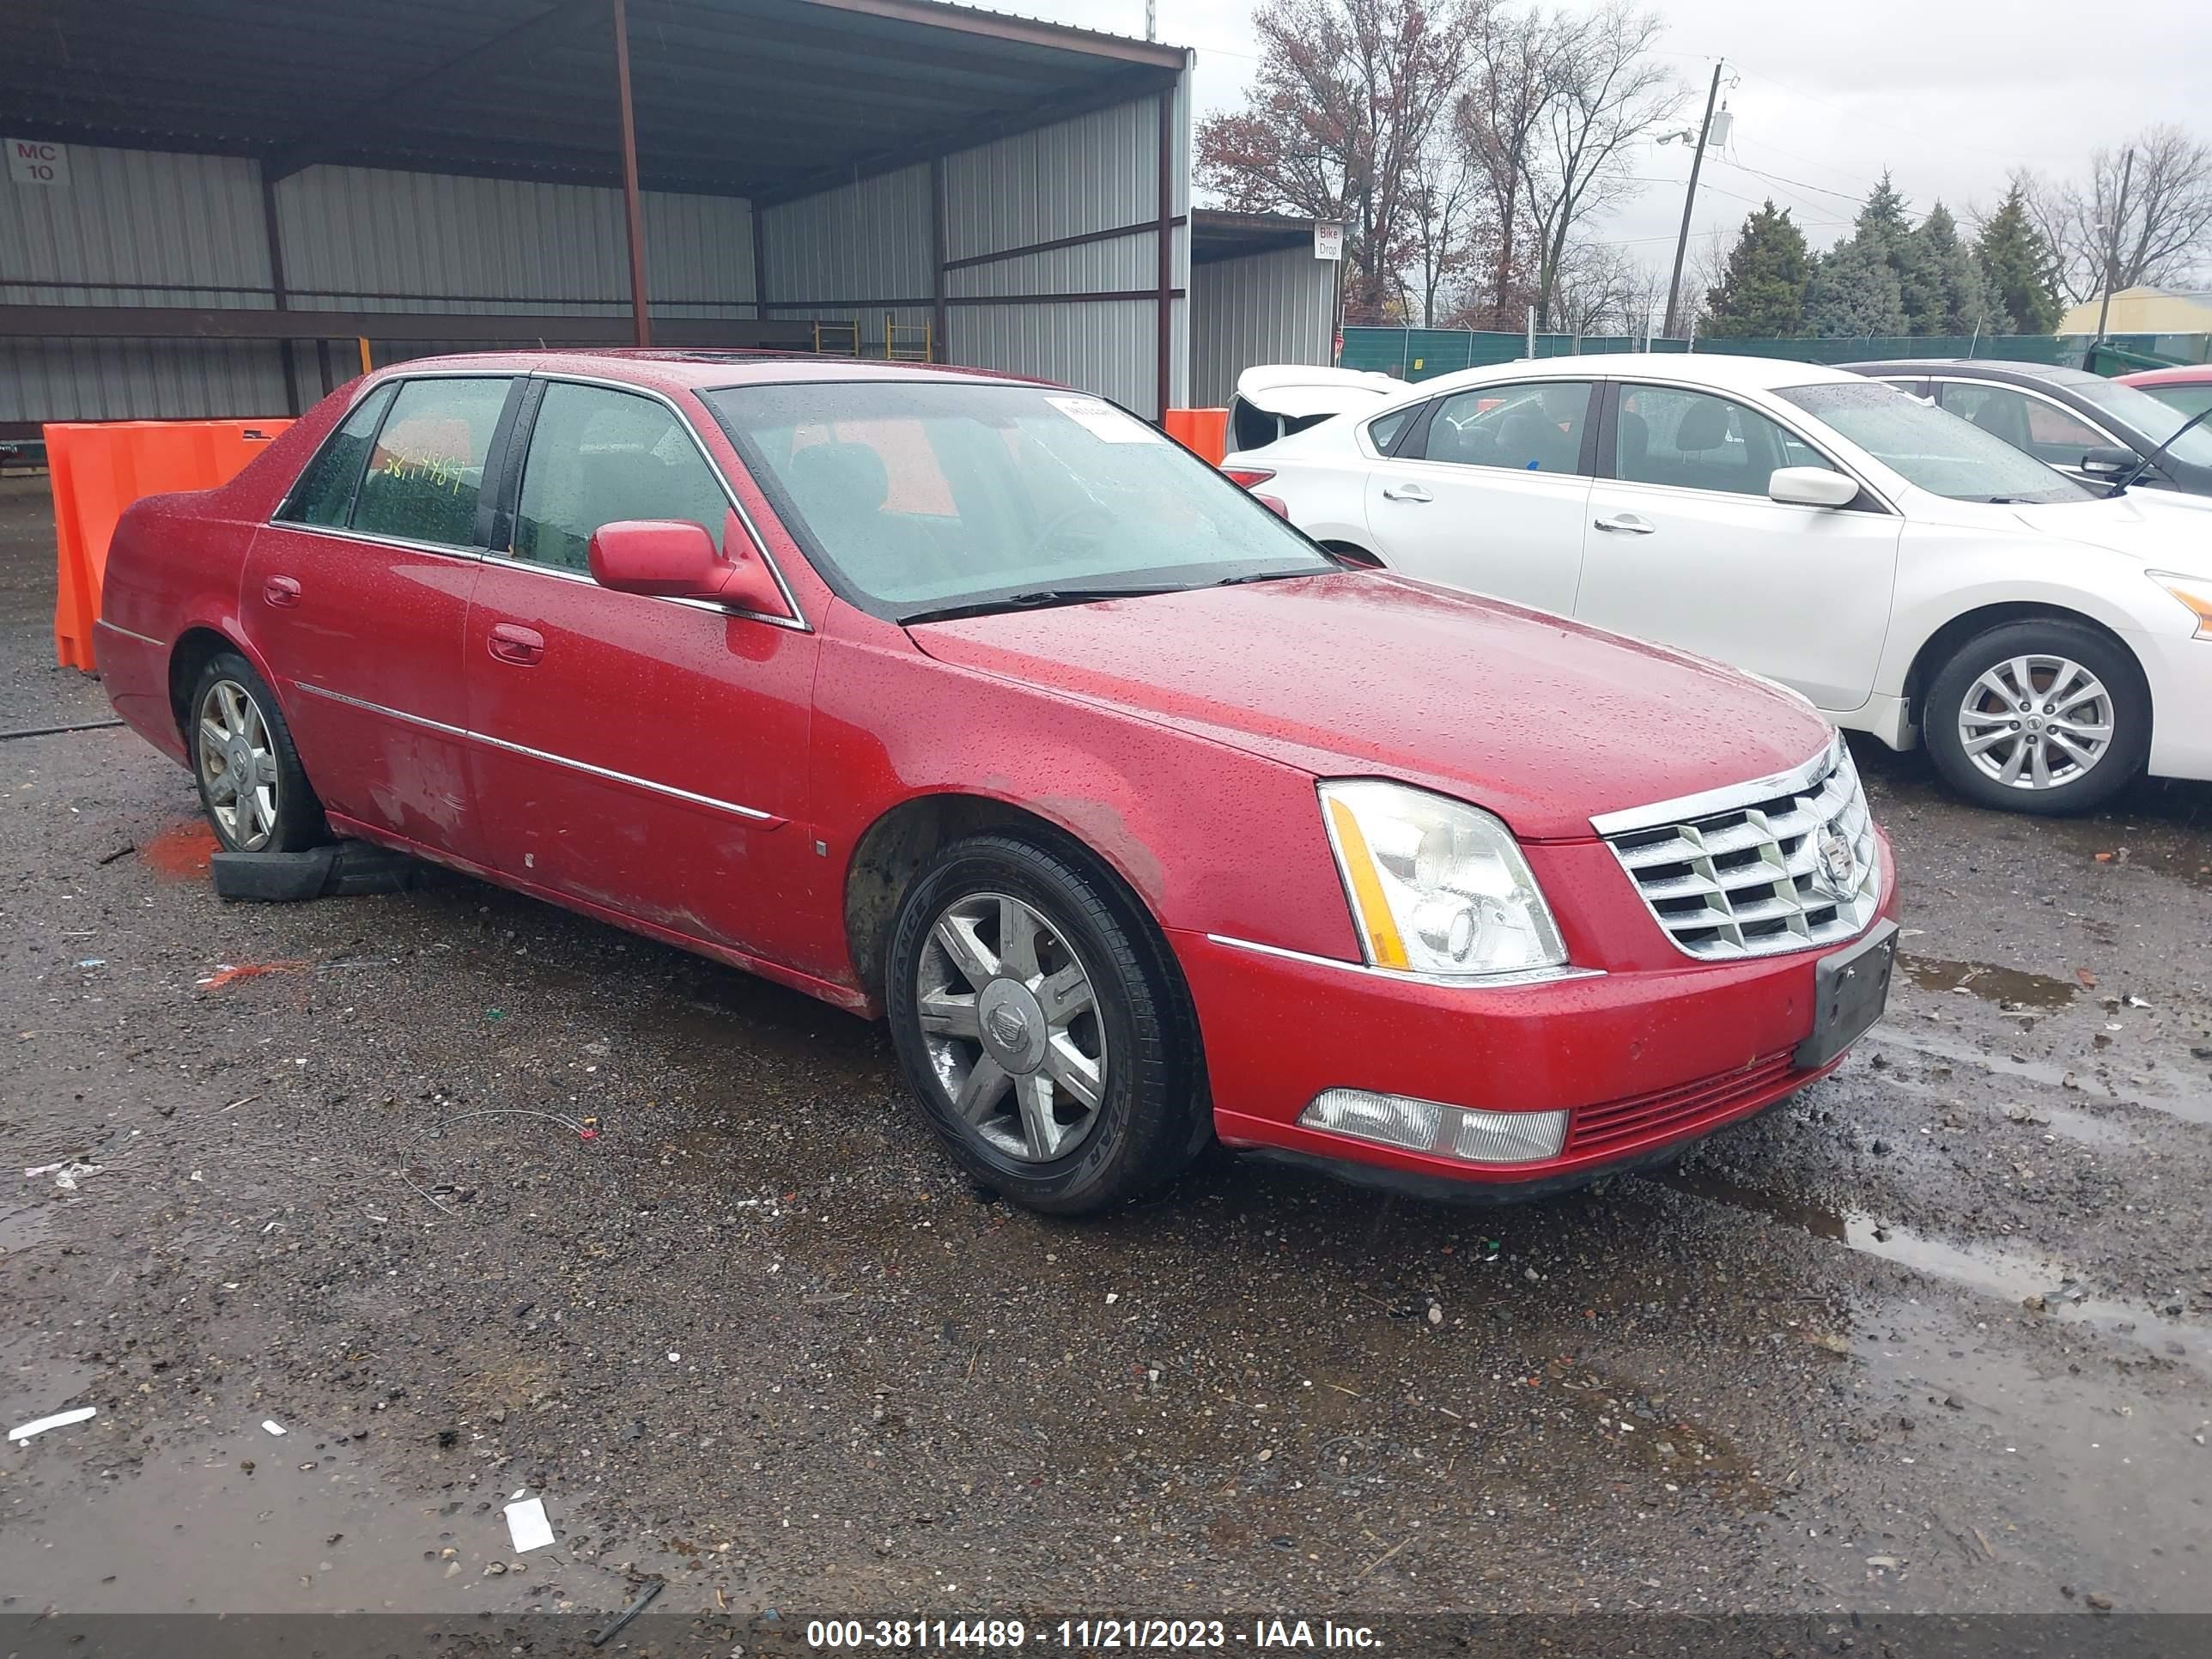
[1164,407,1229,466]
[48,418,289,671]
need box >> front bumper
[1173,833,1899,1197]
[2133,625,2212,781]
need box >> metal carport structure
[0,0,1194,432]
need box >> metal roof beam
[790,0,1186,69]
[263,0,612,180]
[754,62,1178,209]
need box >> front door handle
[262,575,301,608]
[1380,482,1433,503]
[488,622,546,666]
[1593,513,1656,534]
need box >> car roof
[1396,352,1868,401]
[1846,358,2098,387]
[2119,363,2212,386]
[358,348,1050,397]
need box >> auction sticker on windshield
[1047,395,1164,443]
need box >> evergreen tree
[1702,201,1811,337]
[1803,240,1909,337]
[1974,183,2064,334]
[1909,203,2000,336]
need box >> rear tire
[885,834,1202,1215]
[186,652,328,853]
[1923,619,2148,815]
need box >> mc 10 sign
[8,140,70,187]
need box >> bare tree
[1517,3,1680,328]
[1405,131,1491,325]
[2022,126,2212,305]
[1548,240,1650,337]
[1458,5,1560,329]
[1195,0,1484,324]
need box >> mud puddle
[1899,953,2077,1008]
[0,1415,670,1613]
[1853,1299,2212,1609]
[1869,1027,2212,1128]
[1650,1168,2203,1362]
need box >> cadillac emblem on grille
[1814,826,1858,901]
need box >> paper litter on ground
[503,1495,555,1553]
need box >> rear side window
[276,384,395,528]
[1367,404,1418,454]
[512,382,729,571]
[351,377,511,549]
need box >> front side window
[1937,383,2106,465]
[701,381,1332,619]
[1614,384,1823,498]
[276,383,396,528]
[1417,382,1593,473]
[513,382,730,571]
[350,377,512,549]
[1777,380,2090,504]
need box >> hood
[908,574,1833,842]
[2002,494,2212,577]
[1233,365,1404,421]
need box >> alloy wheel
[1955,654,2114,792]
[915,891,1108,1163]
[196,678,282,848]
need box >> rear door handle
[1593,513,1655,534]
[488,622,545,665]
[262,575,301,608]
[1379,482,1433,503]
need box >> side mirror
[587,514,793,618]
[2079,446,2138,478]
[1767,465,1859,509]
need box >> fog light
[1299,1089,1443,1152]
[1298,1091,1570,1164]
[1451,1106,1566,1164]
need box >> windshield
[1777,380,2092,503]
[702,381,1332,619]
[2069,377,2212,465]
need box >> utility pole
[2093,145,2136,346]
[1661,59,1724,341]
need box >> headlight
[1318,781,1565,978]
[2149,569,2212,639]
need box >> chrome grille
[1595,738,1881,961]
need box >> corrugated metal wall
[763,70,1192,416]
[1190,243,1338,407]
[277,163,753,320]
[3,146,755,422]
[10,69,1194,423]
[1,147,286,420]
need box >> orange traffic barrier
[1164,407,1229,466]
[48,418,290,672]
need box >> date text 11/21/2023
[803,1619,1382,1650]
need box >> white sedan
[1225,355,2212,814]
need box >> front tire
[885,834,1202,1215]
[1923,620,2149,816]
[187,652,327,853]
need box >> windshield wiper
[899,585,1188,625]
[1215,567,1327,586]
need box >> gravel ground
[3,475,2209,1626]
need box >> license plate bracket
[1793,919,1899,1070]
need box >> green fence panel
[1338,328,2083,382]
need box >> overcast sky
[982,0,2212,283]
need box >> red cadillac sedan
[97,351,1898,1213]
